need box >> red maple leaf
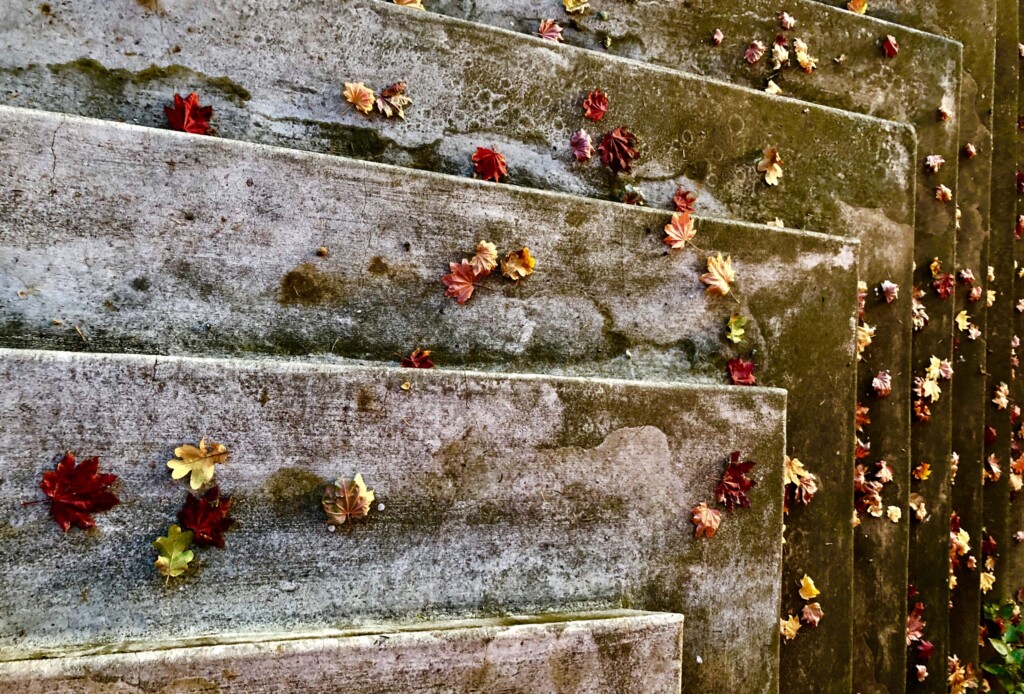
[164,92,213,135]
[715,451,757,511]
[916,639,935,661]
[471,146,507,182]
[673,187,698,213]
[441,259,480,304]
[178,485,235,548]
[882,35,899,58]
[727,357,756,385]
[932,273,954,299]
[582,89,609,122]
[598,127,638,174]
[401,348,435,368]
[39,452,121,531]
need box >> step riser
[0,349,784,692]
[1,612,684,694]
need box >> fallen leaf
[887,506,902,523]
[798,574,820,600]
[757,147,783,186]
[727,357,756,386]
[909,493,928,521]
[394,0,425,8]
[882,34,899,58]
[780,615,801,641]
[779,12,796,29]
[165,92,213,135]
[986,454,1002,483]
[375,81,413,119]
[598,127,639,174]
[876,461,894,483]
[955,310,969,331]
[925,155,945,173]
[501,247,536,280]
[935,185,953,202]
[913,462,932,481]
[570,129,595,161]
[765,79,783,95]
[663,212,696,249]
[701,253,735,296]
[673,187,698,213]
[726,313,747,344]
[323,473,375,525]
[154,524,194,578]
[980,572,995,593]
[801,602,824,627]
[916,665,928,682]
[880,280,899,303]
[343,82,375,116]
[906,601,926,645]
[401,348,434,369]
[538,19,563,42]
[964,142,978,158]
[793,38,817,73]
[712,29,725,46]
[771,42,790,70]
[847,0,867,13]
[933,272,954,299]
[994,381,1010,410]
[691,502,722,538]
[472,146,508,182]
[872,370,892,397]
[620,184,646,206]
[856,323,875,361]
[912,286,929,331]
[167,438,229,490]
[938,106,952,122]
[39,452,121,531]
[563,0,589,13]
[582,89,609,121]
[441,260,479,304]
[178,485,234,548]
[856,403,871,432]
[745,40,767,64]
[715,451,757,510]
[470,240,498,275]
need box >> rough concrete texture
[0,0,917,241]
[413,2,955,690]
[1,610,685,693]
[0,349,785,692]
[0,106,864,684]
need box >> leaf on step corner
[165,92,213,135]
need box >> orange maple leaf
[700,253,735,296]
[441,260,480,304]
[691,502,722,538]
[663,212,696,249]
[343,82,375,115]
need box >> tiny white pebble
[696,655,703,665]
[378,503,385,511]
[328,525,336,533]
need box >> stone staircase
[0,0,1019,692]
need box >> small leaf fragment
[375,81,413,119]
[882,35,899,58]
[401,348,434,369]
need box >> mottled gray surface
[0,111,859,689]
[0,349,785,692]
[0,0,916,239]
[2,611,684,693]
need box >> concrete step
[0,348,784,691]
[415,3,960,690]
[0,610,684,693]
[0,106,860,688]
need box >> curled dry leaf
[343,82,376,115]
[872,370,892,397]
[538,19,563,42]
[471,240,498,275]
[712,29,725,46]
[980,572,995,593]
[798,574,820,600]
[663,212,696,249]
[913,462,932,481]
[906,601,926,645]
[501,247,536,280]
[793,39,816,73]
[925,155,945,173]
[877,461,894,484]
[880,280,899,303]
[178,485,234,548]
[715,451,757,510]
[673,187,698,213]
[442,260,479,304]
[757,147,783,186]
[765,80,782,95]
[887,506,902,523]
[701,253,735,296]
[855,403,871,432]
[771,42,790,70]
[598,127,639,174]
[375,81,413,119]
[935,185,953,202]
[933,273,955,299]
[855,323,875,361]
[801,602,824,627]
[471,146,508,183]
[40,452,121,532]
[691,502,722,538]
[964,142,978,158]
[323,473,375,525]
[154,524,194,578]
[994,382,1010,410]
[165,92,213,135]
[401,348,434,369]
[394,0,425,8]
[582,89,609,121]
[570,129,594,161]
[779,12,796,29]
[563,0,589,13]
[780,615,801,641]
[620,184,646,206]
[847,0,867,14]
[745,40,767,64]
[727,357,756,386]
[882,35,899,58]
[726,313,747,344]
[915,666,928,682]
[167,438,229,491]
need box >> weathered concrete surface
[0,349,785,692]
[0,0,916,241]
[0,106,863,680]
[416,4,947,690]
[1,610,684,693]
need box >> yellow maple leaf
[913,462,932,481]
[925,356,942,381]
[887,506,902,523]
[167,438,229,490]
[701,253,735,296]
[471,240,498,275]
[784,455,809,486]
[847,0,867,13]
[994,382,1010,410]
[394,0,425,8]
[921,378,941,402]
[757,146,783,186]
[780,615,801,641]
[798,574,820,600]
[856,323,875,361]
[343,82,376,115]
[501,247,536,280]
[980,571,996,593]
[563,0,590,13]
[955,310,969,332]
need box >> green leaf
[726,314,748,345]
[991,638,1011,657]
[154,524,195,578]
